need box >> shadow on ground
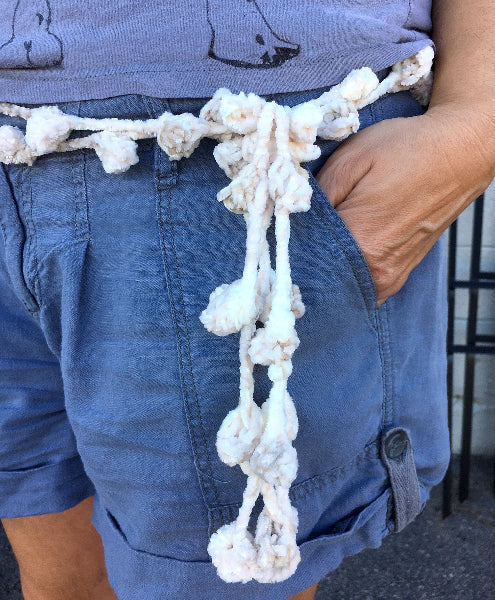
[1,458,493,600]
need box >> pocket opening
[307,169,378,316]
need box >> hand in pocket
[315,105,495,306]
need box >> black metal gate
[443,193,495,516]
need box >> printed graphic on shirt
[206,0,300,68]
[0,0,63,68]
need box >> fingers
[312,121,415,304]
[314,135,374,208]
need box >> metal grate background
[443,194,495,517]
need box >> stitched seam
[69,127,91,240]
[0,164,39,315]
[405,0,413,28]
[71,101,81,238]
[385,301,395,425]
[143,94,221,517]
[165,177,222,511]
[24,166,43,308]
[159,101,221,511]
[156,182,203,490]
[157,181,222,516]
[71,140,78,239]
[377,308,388,428]
[0,221,33,313]
[83,150,91,240]
[34,237,88,272]
[27,100,73,308]
[377,303,394,428]
[154,111,210,496]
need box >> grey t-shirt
[0,0,432,103]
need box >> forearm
[430,0,495,119]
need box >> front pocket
[0,98,90,312]
[27,149,90,257]
[0,161,41,314]
[158,148,391,517]
[307,169,378,315]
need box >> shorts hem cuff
[0,455,95,518]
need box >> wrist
[423,100,495,183]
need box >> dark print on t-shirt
[0,0,63,68]
[206,0,300,68]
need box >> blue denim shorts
[0,88,450,599]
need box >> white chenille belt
[0,47,433,584]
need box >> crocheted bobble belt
[0,47,433,584]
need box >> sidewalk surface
[1,457,493,600]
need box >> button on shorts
[0,88,450,599]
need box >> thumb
[314,137,373,208]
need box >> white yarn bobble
[207,472,301,584]
[213,137,244,179]
[319,111,360,140]
[208,523,259,583]
[0,125,34,165]
[287,103,323,162]
[249,437,297,489]
[156,112,210,160]
[199,88,231,127]
[267,360,293,384]
[25,106,71,154]
[339,68,379,102]
[92,131,139,174]
[258,274,305,324]
[200,88,267,137]
[289,103,323,143]
[213,131,267,180]
[288,139,321,163]
[312,68,378,140]
[216,163,258,214]
[199,277,259,336]
[250,428,298,487]
[248,325,300,367]
[254,509,299,578]
[268,159,312,213]
[253,486,300,580]
[392,45,434,89]
[218,91,267,134]
[216,403,264,467]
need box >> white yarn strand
[0,46,434,584]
